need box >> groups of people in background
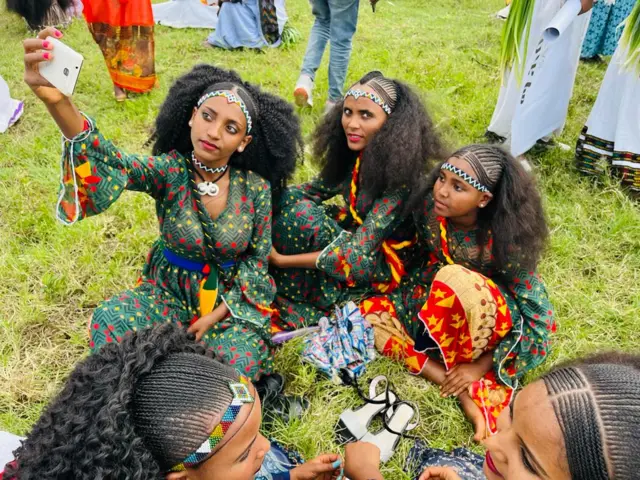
[1,0,640,478]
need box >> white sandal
[360,401,420,463]
[336,375,397,442]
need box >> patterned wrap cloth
[360,193,555,434]
[58,118,276,380]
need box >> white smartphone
[38,37,83,97]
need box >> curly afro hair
[4,325,245,479]
[152,64,303,204]
[426,144,549,271]
[312,71,447,215]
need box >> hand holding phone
[38,37,83,97]
[23,27,83,104]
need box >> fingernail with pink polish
[43,52,51,60]
[54,30,62,37]
[42,41,50,49]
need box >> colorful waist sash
[162,248,236,319]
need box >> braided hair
[4,325,242,479]
[152,64,303,204]
[426,144,548,272]
[313,71,447,216]
[542,353,640,480]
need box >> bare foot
[460,391,486,442]
[113,85,126,102]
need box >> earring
[188,121,193,127]
[238,147,244,152]
[480,203,485,208]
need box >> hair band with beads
[344,89,392,115]
[441,162,490,193]
[197,90,253,133]
[169,376,255,472]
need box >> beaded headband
[197,90,253,133]
[441,162,490,193]
[344,89,392,115]
[169,376,255,472]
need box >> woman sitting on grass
[23,28,303,380]
[344,352,640,480]
[269,70,446,332]
[2,325,343,479]
[362,145,553,441]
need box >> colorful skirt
[361,265,516,435]
[575,44,640,193]
[83,0,156,93]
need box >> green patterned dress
[270,170,419,330]
[58,118,276,380]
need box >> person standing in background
[293,0,377,112]
[83,0,157,101]
[486,0,594,161]
[581,0,636,61]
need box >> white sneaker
[293,75,314,107]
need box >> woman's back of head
[543,353,640,479]
[5,325,241,479]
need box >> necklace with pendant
[192,153,229,197]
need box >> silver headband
[441,162,490,193]
[197,90,253,133]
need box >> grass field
[1,0,639,477]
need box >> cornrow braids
[4,325,242,479]
[542,355,640,480]
[313,72,447,217]
[152,64,303,204]
[426,144,548,272]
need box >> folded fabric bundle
[302,302,376,384]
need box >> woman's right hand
[23,27,66,105]
[418,466,463,480]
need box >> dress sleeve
[493,266,555,385]
[290,176,345,205]
[57,116,178,225]
[222,176,277,326]
[316,189,406,284]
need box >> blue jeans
[300,0,360,101]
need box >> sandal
[361,401,420,463]
[257,373,310,424]
[336,374,397,443]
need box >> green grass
[1,0,639,477]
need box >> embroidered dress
[360,194,555,434]
[83,0,156,93]
[575,2,640,193]
[58,118,276,380]
[271,156,418,330]
[581,0,636,59]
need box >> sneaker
[293,75,314,107]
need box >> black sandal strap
[381,401,420,440]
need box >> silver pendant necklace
[192,153,229,197]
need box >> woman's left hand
[187,305,228,341]
[290,454,342,480]
[440,362,489,398]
